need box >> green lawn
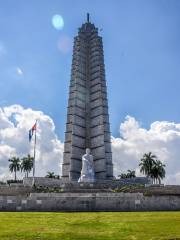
[0,212,180,240]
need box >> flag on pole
[29,122,37,142]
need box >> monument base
[1,179,180,211]
[23,177,151,191]
[0,191,180,211]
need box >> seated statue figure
[78,148,95,183]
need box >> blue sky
[0,0,180,140]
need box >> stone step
[60,188,112,193]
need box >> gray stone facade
[1,192,180,212]
[62,15,113,181]
[1,179,180,211]
[23,177,150,188]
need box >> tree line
[8,154,34,180]
[8,151,166,184]
[119,152,166,184]
[8,155,59,181]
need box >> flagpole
[32,120,37,185]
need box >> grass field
[0,212,180,240]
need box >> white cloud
[0,106,180,185]
[0,105,63,181]
[112,116,180,184]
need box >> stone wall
[23,177,63,187]
[0,185,32,196]
[0,192,180,211]
[23,177,150,188]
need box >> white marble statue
[78,148,95,182]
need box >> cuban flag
[29,122,37,142]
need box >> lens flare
[52,15,64,30]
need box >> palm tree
[151,160,166,184]
[118,173,127,179]
[21,154,34,178]
[8,157,21,181]
[118,170,136,179]
[46,172,56,178]
[139,152,166,184]
[127,170,136,178]
[139,152,157,179]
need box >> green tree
[21,154,34,178]
[118,173,127,179]
[46,172,56,178]
[151,160,166,184]
[139,152,166,184]
[139,152,157,179]
[127,170,136,178]
[8,157,21,181]
[119,170,136,179]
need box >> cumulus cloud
[0,105,63,181]
[0,106,180,185]
[112,116,180,184]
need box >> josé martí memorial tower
[62,14,113,181]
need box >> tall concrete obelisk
[62,14,113,181]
